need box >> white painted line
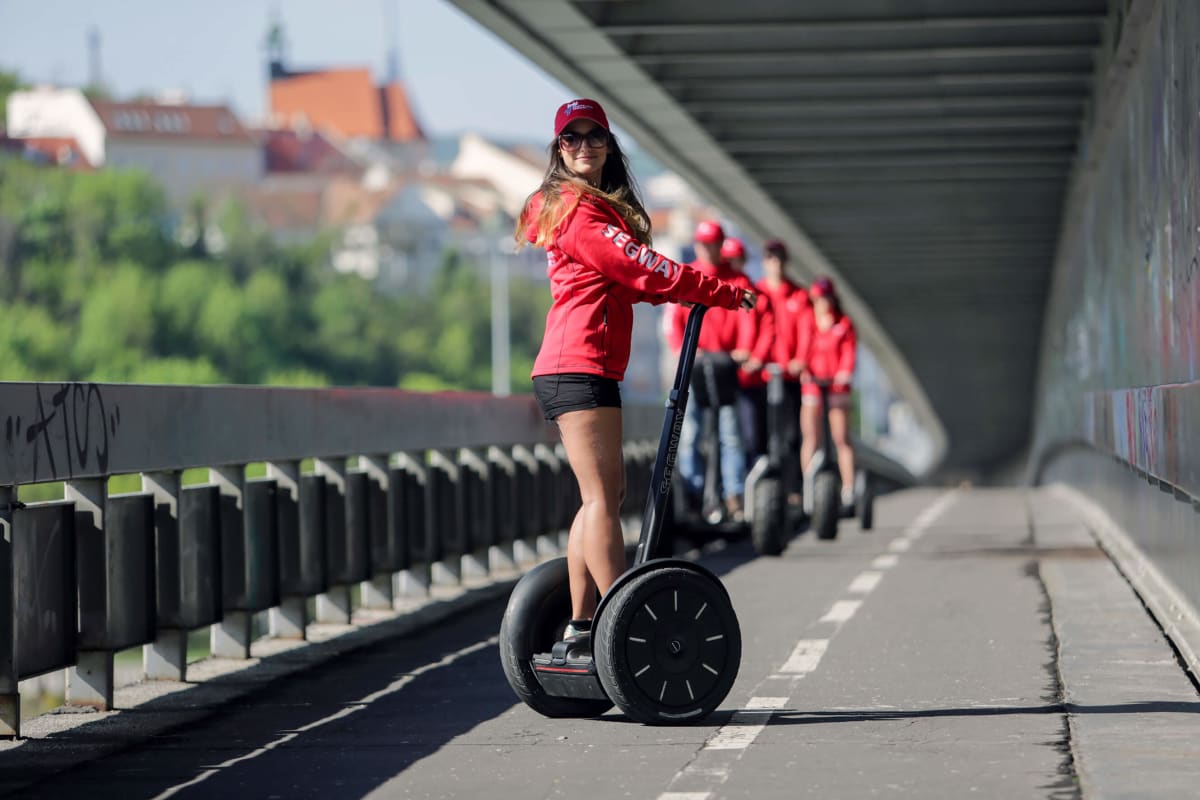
[704,696,788,751]
[848,570,883,594]
[780,638,829,674]
[888,537,912,553]
[659,793,711,800]
[151,635,498,800]
[820,600,862,624]
[872,554,899,569]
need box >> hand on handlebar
[742,357,763,373]
[786,360,807,377]
[739,289,756,311]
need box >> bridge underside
[451,0,1110,474]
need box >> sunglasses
[558,128,609,151]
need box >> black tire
[593,567,740,725]
[858,477,874,531]
[813,471,840,540]
[751,477,785,556]
[498,558,614,718]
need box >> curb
[1048,482,1200,685]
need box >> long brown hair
[514,131,651,250]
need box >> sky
[0,0,573,142]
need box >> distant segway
[802,377,843,540]
[499,305,742,724]
[745,365,799,555]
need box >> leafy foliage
[0,156,550,392]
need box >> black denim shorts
[532,373,622,421]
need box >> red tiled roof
[260,127,360,175]
[90,100,253,143]
[270,68,424,143]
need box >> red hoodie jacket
[665,261,774,387]
[527,193,744,380]
[755,277,810,367]
[794,311,856,386]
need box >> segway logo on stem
[660,410,685,494]
[602,225,681,280]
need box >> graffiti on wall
[1034,0,1200,490]
[2,383,122,483]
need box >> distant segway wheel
[858,473,874,531]
[594,566,740,725]
[499,558,614,718]
[813,472,840,540]
[750,477,785,556]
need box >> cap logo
[564,100,594,115]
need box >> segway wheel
[499,558,614,718]
[594,566,740,724]
[751,477,785,556]
[858,475,874,532]
[813,472,840,540]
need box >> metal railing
[0,382,662,738]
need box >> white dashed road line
[779,639,830,674]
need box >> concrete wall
[1032,0,1200,607]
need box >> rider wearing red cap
[518,99,755,643]
[720,236,777,461]
[662,220,758,520]
[789,276,857,509]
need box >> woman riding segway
[789,276,858,535]
[502,99,755,722]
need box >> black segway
[745,365,795,555]
[499,305,742,724]
[802,378,842,540]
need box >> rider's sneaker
[724,495,745,524]
[563,619,591,642]
[840,487,856,517]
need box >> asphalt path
[11,488,1197,799]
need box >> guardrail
[0,382,662,738]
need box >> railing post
[536,443,568,551]
[0,485,17,738]
[210,466,252,659]
[267,461,307,639]
[486,447,517,574]
[459,449,491,583]
[511,445,540,565]
[314,458,352,624]
[532,444,560,558]
[65,478,113,708]
[359,455,394,609]
[142,471,186,681]
[395,452,430,599]
[429,450,462,588]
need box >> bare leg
[828,406,855,489]
[565,507,596,620]
[557,407,627,616]
[799,401,822,472]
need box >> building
[6,87,261,206]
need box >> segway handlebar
[634,303,708,566]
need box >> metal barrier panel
[171,485,222,629]
[78,493,156,652]
[14,503,75,680]
[386,466,412,571]
[367,471,397,573]
[338,471,372,584]
[222,480,280,613]
[427,452,463,559]
[401,458,433,565]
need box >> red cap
[810,276,836,298]
[694,219,725,245]
[554,99,609,137]
[720,237,746,260]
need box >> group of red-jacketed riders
[518,99,859,645]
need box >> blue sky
[0,0,572,141]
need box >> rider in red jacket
[788,276,857,509]
[720,236,777,461]
[518,99,754,646]
[662,221,755,520]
